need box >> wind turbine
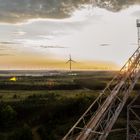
[66,54,76,71]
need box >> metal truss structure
[127,94,140,140]
[62,19,140,140]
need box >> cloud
[0,0,88,23]
[95,0,140,12]
[0,41,18,52]
[13,31,26,36]
[0,41,20,45]
[40,45,67,49]
[99,43,111,46]
[0,45,13,50]
[0,53,13,56]
[0,0,140,23]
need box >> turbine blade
[66,60,70,63]
[71,60,76,63]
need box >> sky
[0,0,140,70]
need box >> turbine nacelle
[66,54,76,71]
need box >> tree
[0,105,17,129]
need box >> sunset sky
[0,0,140,70]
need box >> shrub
[8,124,32,140]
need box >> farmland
[0,70,139,140]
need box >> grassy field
[0,70,139,140]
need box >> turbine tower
[66,54,76,71]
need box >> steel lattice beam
[127,94,140,140]
[62,20,140,140]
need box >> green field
[0,71,139,140]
